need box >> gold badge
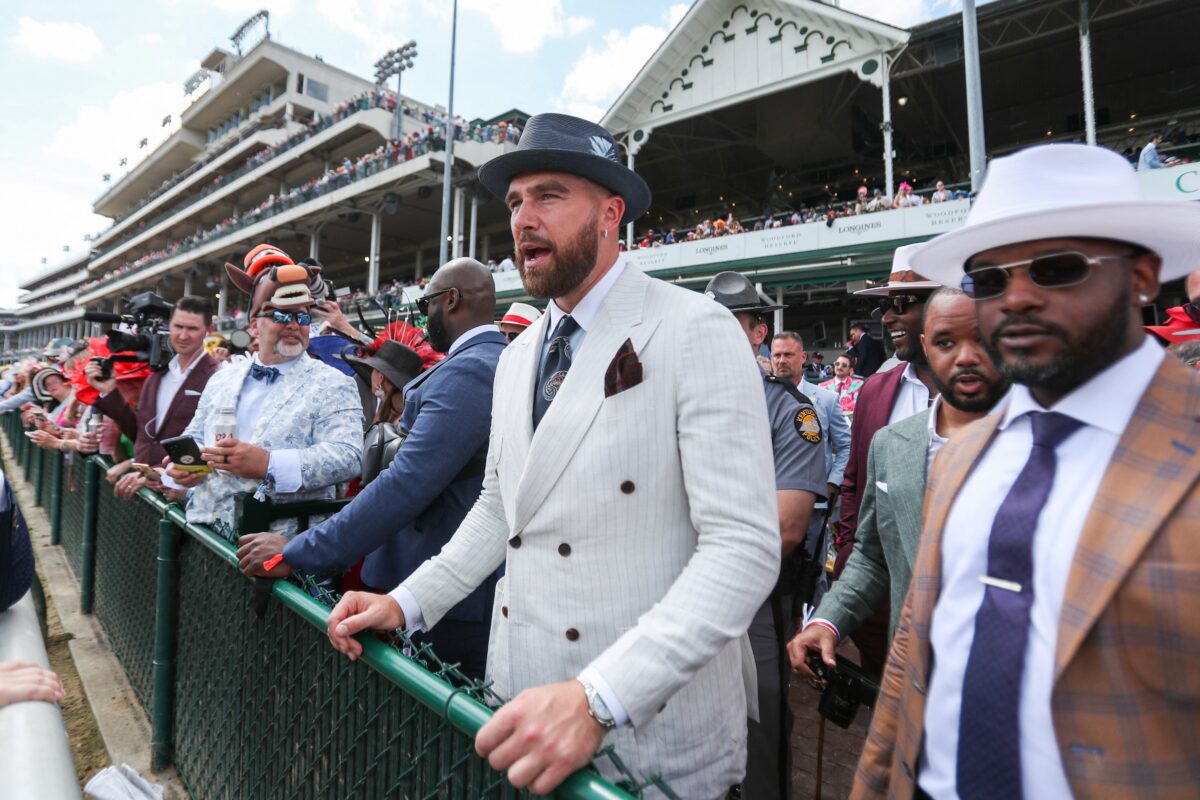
[795,406,822,444]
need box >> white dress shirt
[888,361,932,425]
[391,257,631,723]
[925,395,950,475]
[153,353,203,434]
[918,335,1164,799]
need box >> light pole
[374,41,417,142]
[438,0,459,267]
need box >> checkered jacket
[852,355,1200,800]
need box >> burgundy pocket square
[605,339,643,398]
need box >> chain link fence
[0,413,676,799]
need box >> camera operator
[86,295,218,500]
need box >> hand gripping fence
[0,412,679,799]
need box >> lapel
[1054,357,1200,675]
[501,313,550,482]
[910,413,1003,677]
[251,357,314,442]
[885,410,933,568]
[510,267,656,534]
[155,354,212,436]
[140,370,165,435]
[861,364,905,437]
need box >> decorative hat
[855,243,942,296]
[704,271,785,314]
[500,302,541,328]
[478,113,650,226]
[344,340,424,392]
[224,243,316,313]
[910,143,1200,287]
[1146,306,1200,344]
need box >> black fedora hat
[704,271,785,315]
[344,340,424,392]
[478,113,651,227]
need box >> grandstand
[3,0,1198,357]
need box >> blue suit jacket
[283,330,506,623]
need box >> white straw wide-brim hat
[910,144,1200,287]
[856,243,942,296]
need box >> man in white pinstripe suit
[327,114,781,798]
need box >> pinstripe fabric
[402,265,781,798]
[852,355,1200,800]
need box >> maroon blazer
[836,362,906,563]
[94,353,218,466]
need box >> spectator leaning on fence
[88,295,218,501]
[166,246,362,542]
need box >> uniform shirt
[917,335,1163,800]
[762,375,828,496]
[888,362,932,425]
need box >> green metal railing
[0,412,662,799]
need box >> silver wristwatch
[576,677,616,730]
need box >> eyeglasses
[961,251,1137,300]
[875,294,927,317]
[416,288,454,316]
[258,309,313,326]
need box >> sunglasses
[416,288,454,316]
[961,251,1137,300]
[875,294,927,317]
[503,330,521,342]
[1182,302,1200,324]
[258,309,312,326]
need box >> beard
[426,305,450,353]
[983,286,1130,393]
[931,366,1010,413]
[273,338,306,359]
[517,213,599,300]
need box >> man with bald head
[238,258,506,679]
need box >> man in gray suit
[326,114,780,799]
[788,288,1010,676]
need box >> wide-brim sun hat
[704,271,785,314]
[910,143,1200,287]
[856,243,943,297]
[344,339,424,392]
[501,302,541,328]
[478,113,651,227]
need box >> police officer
[704,271,826,800]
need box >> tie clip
[979,575,1022,593]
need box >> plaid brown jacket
[852,355,1200,800]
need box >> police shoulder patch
[795,406,822,444]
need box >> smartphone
[130,462,162,480]
[160,435,213,475]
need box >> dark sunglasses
[961,251,1136,300]
[503,330,521,342]
[1182,302,1200,324]
[874,294,927,318]
[416,288,454,316]
[257,309,312,326]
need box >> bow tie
[249,363,281,384]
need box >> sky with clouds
[0,0,970,307]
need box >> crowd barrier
[1,412,659,799]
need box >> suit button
[620,480,635,494]
[565,628,580,641]
[558,543,571,557]
[657,703,667,714]
[501,606,508,617]
[510,535,521,548]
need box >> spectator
[497,302,541,343]
[820,355,865,421]
[930,179,950,203]
[804,352,831,383]
[1170,339,1200,368]
[855,185,871,215]
[1137,131,1166,170]
[88,296,218,500]
[893,181,923,208]
[845,323,886,379]
[497,253,516,272]
[166,250,363,543]
[240,259,506,681]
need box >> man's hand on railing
[0,661,64,707]
[235,533,293,578]
[201,438,268,479]
[106,460,133,485]
[114,472,147,501]
[476,680,608,796]
[326,591,405,662]
[26,429,59,450]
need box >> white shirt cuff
[804,618,841,640]
[160,471,185,491]
[387,585,426,633]
[578,666,630,728]
[267,449,303,493]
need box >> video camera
[82,292,175,378]
[804,652,879,729]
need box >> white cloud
[839,0,962,28]
[461,0,594,55]
[10,17,104,63]
[556,4,687,122]
[141,32,163,45]
[45,81,187,174]
[315,0,408,54]
[210,0,297,16]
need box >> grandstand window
[305,78,329,103]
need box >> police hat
[704,271,785,314]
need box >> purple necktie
[956,411,1083,799]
